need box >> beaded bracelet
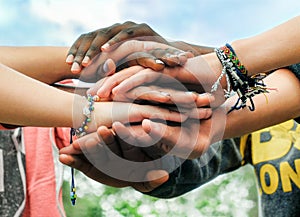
[212,44,269,113]
[69,94,100,205]
[74,94,100,137]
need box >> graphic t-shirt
[148,120,300,217]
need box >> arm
[223,68,300,139]
[231,15,300,75]
[0,46,74,84]
[202,15,300,83]
[0,63,186,129]
[59,125,244,198]
[120,67,300,159]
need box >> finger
[101,22,168,52]
[103,58,117,76]
[105,40,172,64]
[112,122,140,149]
[141,119,190,153]
[150,48,182,67]
[112,122,154,162]
[142,119,202,159]
[133,89,197,108]
[59,133,100,155]
[101,21,138,51]
[66,36,82,64]
[83,36,108,67]
[119,86,207,108]
[133,170,169,192]
[117,52,165,71]
[195,93,215,107]
[113,122,158,148]
[87,75,110,96]
[183,107,213,119]
[71,33,99,73]
[119,86,171,103]
[97,126,122,157]
[96,65,144,98]
[73,33,95,63]
[144,170,169,191]
[112,69,165,95]
[150,48,193,66]
[59,154,130,188]
[124,104,187,124]
[59,153,80,167]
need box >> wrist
[202,53,227,89]
[231,39,264,76]
[168,41,214,56]
[73,95,100,136]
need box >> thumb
[136,170,169,192]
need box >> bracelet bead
[75,94,96,137]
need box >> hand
[75,40,192,82]
[112,104,227,159]
[59,126,169,192]
[91,54,225,108]
[88,66,215,111]
[66,21,169,73]
[73,100,190,134]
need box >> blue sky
[0,0,300,47]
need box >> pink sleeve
[53,127,71,149]
[0,124,18,130]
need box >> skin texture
[0,44,206,128]
[59,16,300,192]
[59,68,300,192]
[66,21,213,73]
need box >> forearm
[0,46,75,84]
[223,68,300,139]
[231,15,300,75]
[0,63,75,127]
[168,41,214,56]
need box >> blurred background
[1,0,299,216]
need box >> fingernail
[103,59,110,74]
[170,54,178,58]
[155,59,164,65]
[185,91,198,98]
[101,43,110,51]
[159,91,170,97]
[147,170,169,189]
[149,121,161,132]
[82,56,90,66]
[66,54,74,64]
[71,62,81,73]
[206,109,213,118]
[178,52,186,57]
[185,91,195,95]
[200,93,215,101]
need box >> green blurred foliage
[63,165,258,217]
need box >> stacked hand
[60,21,226,192]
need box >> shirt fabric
[0,127,70,217]
[147,120,300,217]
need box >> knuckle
[123,20,136,26]
[122,27,135,36]
[139,23,151,30]
[75,51,85,57]
[88,45,99,52]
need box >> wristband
[213,44,269,113]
